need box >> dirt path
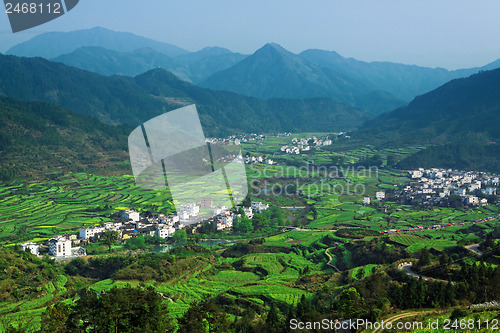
[465,244,483,255]
[325,247,340,272]
[371,311,425,333]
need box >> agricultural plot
[0,173,175,245]
[86,249,320,318]
[390,234,423,246]
[351,264,378,280]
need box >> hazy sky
[1,0,500,69]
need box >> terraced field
[0,173,174,245]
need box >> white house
[469,181,482,192]
[410,170,423,179]
[455,188,467,196]
[178,211,190,223]
[122,209,140,222]
[49,236,72,257]
[180,203,200,216]
[104,222,122,231]
[375,191,385,201]
[363,197,371,205]
[483,188,497,196]
[243,207,253,219]
[251,201,269,213]
[79,226,105,240]
[214,206,229,216]
[156,224,176,238]
[21,242,39,255]
[465,196,479,205]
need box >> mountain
[0,54,370,136]
[300,49,475,102]
[0,96,130,181]
[173,47,247,83]
[6,26,189,59]
[200,43,405,115]
[51,45,247,83]
[357,68,500,172]
[51,46,177,78]
[359,68,500,144]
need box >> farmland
[0,173,174,245]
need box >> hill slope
[6,26,189,58]
[360,68,500,144]
[358,68,500,171]
[0,96,130,180]
[0,54,370,136]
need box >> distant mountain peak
[257,43,289,54]
[300,49,344,59]
[195,46,233,56]
[7,27,189,59]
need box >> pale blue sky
[1,0,500,69]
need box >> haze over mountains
[6,27,189,58]
[3,27,500,173]
[0,54,369,136]
[8,27,500,117]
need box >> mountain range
[51,46,247,84]
[6,27,189,58]
[8,27,500,116]
[0,54,370,136]
[4,27,500,173]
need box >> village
[280,135,334,154]
[20,200,269,259]
[400,168,499,206]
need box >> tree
[337,287,365,319]
[100,230,120,253]
[236,217,254,234]
[264,303,282,333]
[417,248,431,268]
[177,299,230,333]
[386,154,399,167]
[172,229,187,242]
[45,286,174,332]
[40,303,69,333]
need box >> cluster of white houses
[245,156,275,165]
[362,191,386,205]
[206,133,266,146]
[281,135,333,155]
[401,168,499,206]
[22,201,269,259]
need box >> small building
[122,209,140,222]
[214,206,228,216]
[363,197,371,205]
[21,242,39,255]
[200,198,213,209]
[79,226,105,240]
[375,191,385,201]
[243,207,253,219]
[465,196,479,205]
[71,247,87,257]
[483,188,497,196]
[180,203,200,216]
[251,201,269,213]
[49,236,72,257]
[156,224,176,238]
